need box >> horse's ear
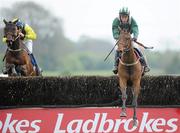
[3,19,7,25]
[12,19,18,24]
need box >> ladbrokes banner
[0,107,179,133]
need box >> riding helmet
[12,18,25,29]
[119,7,130,16]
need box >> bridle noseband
[6,32,20,42]
[7,34,23,52]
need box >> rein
[7,34,23,52]
[14,34,20,41]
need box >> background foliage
[0,1,180,76]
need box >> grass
[42,68,166,77]
[43,70,113,76]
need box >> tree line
[0,1,179,75]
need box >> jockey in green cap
[112,7,150,74]
[2,18,42,75]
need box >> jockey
[2,18,41,75]
[112,7,150,74]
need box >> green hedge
[0,76,180,107]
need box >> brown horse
[3,19,37,76]
[117,30,142,126]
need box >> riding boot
[139,57,150,72]
[29,53,42,76]
[112,50,121,74]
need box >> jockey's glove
[19,33,25,40]
[19,33,24,37]
[114,34,119,40]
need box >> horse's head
[3,19,19,48]
[118,29,132,53]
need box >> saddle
[134,48,142,59]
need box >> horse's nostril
[7,38,13,42]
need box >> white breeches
[133,42,148,61]
[24,40,33,54]
[133,42,146,55]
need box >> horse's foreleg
[10,64,18,76]
[132,81,141,127]
[132,92,138,126]
[121,87,127,109]
[119,78,127,117]
[120,87,127,117]
[20,65,28,76]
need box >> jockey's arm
[24,24,37,40]
[112,18,120,40]
[130,17,139,39]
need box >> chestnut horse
[3,19,37,76]
[117,30,142,126]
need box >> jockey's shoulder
[114,17,120,21]
[112,17,120,24]
[24,24,35,31]
[24,24,32,29]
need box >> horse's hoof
[133,119,138,127]
[120,111,127,117]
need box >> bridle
[6,32,22,52]
[119,36,140,66]
[119,37,131,53]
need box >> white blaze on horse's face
[120,15,129,24]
